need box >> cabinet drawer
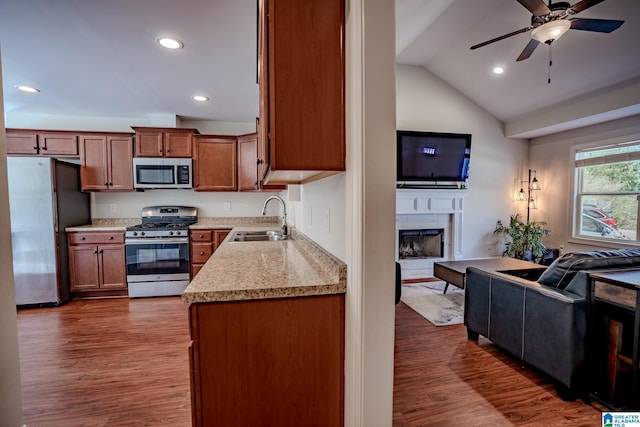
[191,243,213,264]
[594,280,637,309]
[191,230,213,242]
[69,232,125,245]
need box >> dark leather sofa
[464,248,640,398]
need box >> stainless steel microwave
[133,158,192,189]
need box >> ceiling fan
[470,0,625,61]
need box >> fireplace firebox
[398,229,444,259]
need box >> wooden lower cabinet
[68,232,127,297]
[188,293,345,426]
[190,229,230,278]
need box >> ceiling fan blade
[470,27,532,50]
[516,39,540,61]
[570,0,606,14]
[570,18,624,33]
[517,0,551,16]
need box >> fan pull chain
[548,43,552,84]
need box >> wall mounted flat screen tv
[397,130,471,187]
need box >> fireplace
[396,189,465,279]
[398,229,444,259]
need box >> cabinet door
[79,135,109,191]
[262,0,345,181]
[193,137,237,191]
[135,130,164,157]
[165,131,193,157]
[99,245,127,289]
[107,136,134,191]
[5,130,38,155]
[98,245,127,289]
[38,133,78,156]
[238,133,259,191]
[69,245,100,291]
[214,230,231,249]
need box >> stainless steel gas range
[125,206,197,298]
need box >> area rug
[400,281,465,326]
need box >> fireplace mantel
[396,189,465,277]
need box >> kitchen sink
[230,230,286,242]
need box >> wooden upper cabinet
[79,133,134,191]
[132,127,197,158]
[193,136,237,191]
[6,129,78,156]
[238,133,260,191]
[259,0,345,184]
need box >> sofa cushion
[537,249,640,289]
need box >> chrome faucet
[261,195,288,239]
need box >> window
[572,140,640,243]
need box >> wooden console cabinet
[188,293,344,426]
[68,231,127,298]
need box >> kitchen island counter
[182,228,346,303]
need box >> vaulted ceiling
[1,0,639,138]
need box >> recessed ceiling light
[192,95,209,102]
[492,66,505,75]
[16,85,40,93]
[156,37,183,50]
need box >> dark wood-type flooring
[16,297,605,426]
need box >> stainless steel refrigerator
[7,157,90,306]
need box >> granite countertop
[65,216,282,232]
[182,227,347,303]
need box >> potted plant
[493,213,551,262]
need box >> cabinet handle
[167,149,171,153]
[199,234,204,238]
[81,237,86,241]
[33,146,38,150]
[200,251,205,255]
[93,250,98,254]
[256,158,262,165]
[254,181,258,186]
[109,236,114,240]
[98,250,103,254]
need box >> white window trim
[569,136,640,248]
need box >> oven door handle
[125,237,189,245]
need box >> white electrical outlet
[306,205,312,226]
[322,208,330,234]
[110,204,117,212]
[224,203,231,211]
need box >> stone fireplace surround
[396,189,465,279]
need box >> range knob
[141,231,145,236]
[169,231,174,236]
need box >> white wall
[286,173,345,260]
[0,51,25,427]
[5,112,256,137]
[530,114,640,253]
[396,65,530,257]
[93,189,282,219]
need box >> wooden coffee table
[434,257,543,294]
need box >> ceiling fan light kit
[531,19,571,43]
